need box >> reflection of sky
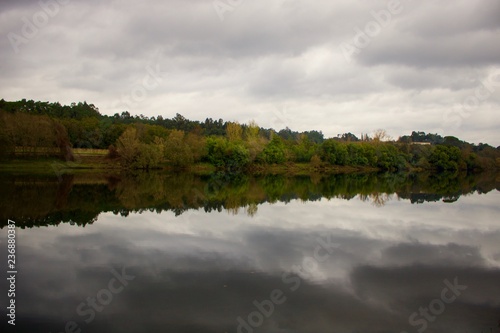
[1,192,499,332]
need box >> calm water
[1,171,499,333]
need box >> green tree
[207,136,250,170]
[347,143,368,166]
[293,134,317,163]
[260,136,287,164]
[429,145,462,171]
[375,144,407,170]
[321,140,348,165]
[102,123,126,148]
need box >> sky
[1,0,499,145]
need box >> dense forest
[1,98,499,172]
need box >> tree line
[0,99,499,171]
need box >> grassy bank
[0,155,382,176]
[0,151,121,175]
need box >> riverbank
[0,157,121,175]
[3,152,493,177]
[0,154,383,176]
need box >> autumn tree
[245,120,260,140]
[0,112,14,158]
[53,120,75,161]
[244,120,267,162]
[115,127,164,169]
[164,130,193,168]
[226,122,243,142]
[2,112,57,156]
[310,154,322,169]
[116,127,141,165]
[136,142,164,170]
[185,132,207,162]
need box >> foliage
[0,112,14,159]
[115,127,164,169]
[260,136,287,164]
[276,127,324,143]
[346,143,369,166]
[116,127,141,166]
[107,144,119,159]
[185,132,207,163]
[164,130,193,168]
[399,131,444,144]
[374,144,407,171]
[428,145,462,171]
[136,143,163,170]
[52,120,74,161]
[310,154,322,169]
[1,99,499,171]
[292,135,318,163]
[0,110,67,158]
[206,137,250,170]
[245,120,260,140]
[226,122,243,142]
[321,139,348,165]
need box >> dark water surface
[1,171,499,333]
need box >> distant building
[411,142,431,145]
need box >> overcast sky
[1,0,499,145]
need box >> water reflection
[0,171,498,228]
[0,189,499,333]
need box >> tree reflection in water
[0,170,498,228]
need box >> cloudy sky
[1,0,499,145]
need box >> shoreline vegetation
[0,155,381,176]
[1,98,499,176]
